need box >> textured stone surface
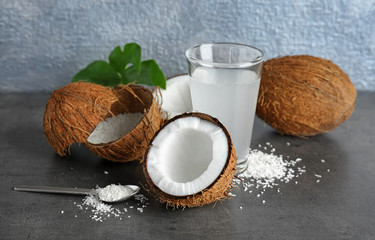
[1,92,375,239]
[1,0,374,92]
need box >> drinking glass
[185,43,264,174]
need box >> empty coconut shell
[256,55,357,136]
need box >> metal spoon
[13,185,140,203]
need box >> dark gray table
[1,92,374,240]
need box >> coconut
[86,85,162,162]
[43,82,161,162]
[43,82,118,156]
[155,74,192,119]
[142,112,236,208]
[256,55,357,136]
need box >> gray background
[1,0,374,92]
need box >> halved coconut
[43,82,162,162]
[155,74,193,119]
[142,112,236,208]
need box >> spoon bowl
[98,185,140,203]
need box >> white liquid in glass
[190,68,260,161]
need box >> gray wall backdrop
[1,0,374,92]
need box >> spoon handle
[13,185,95,196]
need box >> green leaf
[123,60,166,89]
[108,46,127,72]
[108,43,141,73]
[72,42,165,89]
[72,60,121,87]
[123,43,141,73]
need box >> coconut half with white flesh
[143,112,236,208]
[156,74,193,119]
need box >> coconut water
[190,68,260,163]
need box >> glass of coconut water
[185,43,264,174]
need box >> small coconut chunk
[146,116,228,196]
[87,112,143,144]
[158,74,193,119]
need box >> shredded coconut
[233,141,329,203]
[238,149,304,189]
[73,185,148,222]
[241,150,288,180]
[97,184,132,202]
[233,142,306,201]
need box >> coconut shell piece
[43,82,118,156]
[142,112,237,208]
[256,55,357,136]
[86,85,162,162]
[43,82,162,162]
[152,73,192,122]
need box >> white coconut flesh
[87,112,144,144]
[146,116,229,196]
[158,74,193,119]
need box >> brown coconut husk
[256,55,357,136]
[43,82,162,162]
[86,85,162,162]
[142,112,236,208]
[43,82,118,156]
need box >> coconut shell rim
[167,73,189,80]
[85,84,155,147]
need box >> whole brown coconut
[43,82,162,162]
[257,55,357,136]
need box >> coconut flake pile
[96,184,133,202]
[239,149,304,187]
[233,142,307,202]
[73,185,148,222]
[87,112,143,144]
